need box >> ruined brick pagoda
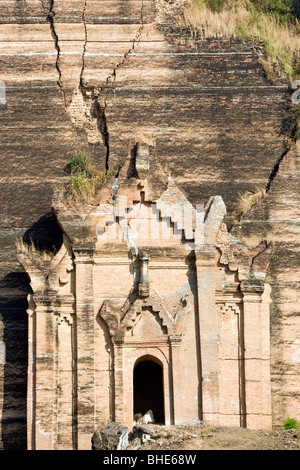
[18,143,273,450]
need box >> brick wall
[0,0,298,447]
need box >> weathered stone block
[92,422,129,451]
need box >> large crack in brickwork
[265,105,299,192]
[100,0,145,168]
[90,0,145,169]
[44,0,147,172]
[47,0,66,105]
[250,240,272,269]
[69,0,145,169]
[77,1,106,162]
[90,96,111,170]
[228,137,297,232]
[101,0,145,109]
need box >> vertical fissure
[250,241,271,269]
[265,147,290,193]
[69,0,145,171]
[102,0,145,106]
[79,0,88,90]
[91,95,110,170]
[47,0,66,105]
[99,0,145,169]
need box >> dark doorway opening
[133,359,165,424]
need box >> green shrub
[283,418,298,430]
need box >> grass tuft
[236,186,267,220]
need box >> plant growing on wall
[15,237,59,261]
[283,417,299,430]
[67,151,92,178]
[65,151,120,202]
[183,0,300,81]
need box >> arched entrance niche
[123,347,171,428]
[133,355,165,424]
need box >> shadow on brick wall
[23,212,63,254]
[0,272,30,450]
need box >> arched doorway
[133,358,165,424]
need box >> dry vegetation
[180,0,300,82]
[64,151,120,202]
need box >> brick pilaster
[74,248,95,450]
[195,248,220,424]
